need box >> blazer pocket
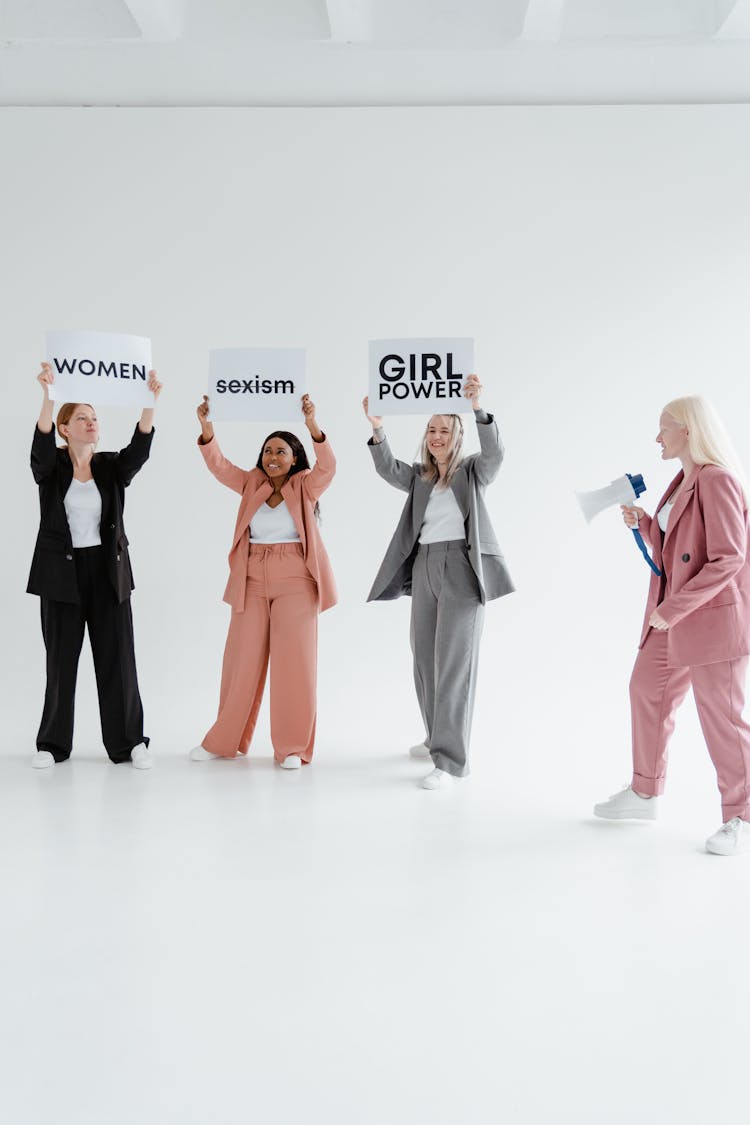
[705,582,739,609]
[37,530,67,553]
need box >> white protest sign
[368,338,474,416]
[207,348,307,423]
[45,331,155,408]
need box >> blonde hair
[663,395,750,504]
[419,414,465,488]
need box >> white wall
[3,106,750,801]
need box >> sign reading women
[368,338,475,415]
[207,348,307,422]
[45,331,155,408]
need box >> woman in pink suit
[595,396,750,855]
[190,394,336,769]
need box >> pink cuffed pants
[202,543,319,763]
[630,628,750,821]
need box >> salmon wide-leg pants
[630,628,750,822]
[202,543,319,763]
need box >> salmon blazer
[199,434,337,613]
[638,464,750,667]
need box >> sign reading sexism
[368,337,474,415]
[45,331,155,408]
[207,348,307,422]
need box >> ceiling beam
[122,0,183,43]
[324,0,373,44]
[715,1,750,39]
[520,0,566,43]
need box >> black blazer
[27,423,154,604]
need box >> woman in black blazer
[28,362,162,769]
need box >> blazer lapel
[58,448,74,495]
[412,475,434,533]
[232,475,273,550]
[662,467,698,550]
[449,469,470,518]
[281,477,307,551]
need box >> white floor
[1,724,748,1125]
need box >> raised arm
[136,369,162,435]
[31,365,58,483]
[301,394,336,500]
[464,375,503,486]
[362,395,415,493]
[114,371,161,485]
[196,395,248,495]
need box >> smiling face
[426,415,455,463]
[261,437,296,481]
[656,411,689,461]
[58,404,99,446]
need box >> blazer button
[466,544,472,551]
[110,523,115,530]
[682,553,690,562]
[66,553,73,561]
[116,554,121,562]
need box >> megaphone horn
[575,473,646,523]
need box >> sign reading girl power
[45,331,155,408]
[368,337,474,415]
[207,348,307,422]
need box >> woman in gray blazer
[363,375,514,789]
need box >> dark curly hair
[256,431,320,519]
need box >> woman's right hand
[197,395,210,425]
[362,396,383,429]
[37,363,54,396]
[621,505,646,528]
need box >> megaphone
[576,472,661,576]
[576,473,646,523]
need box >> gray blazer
[367,413,515,604]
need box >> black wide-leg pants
[37,546,148,763]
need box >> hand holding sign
[463,374,483,410]
[301,394,324,442]
[196,395,214,446]
[362,396,384,431]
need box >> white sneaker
[593,785,658,820]
[705,817,749,856]
[189,745,221,762]
[279,755,302,770]
[409,742,431,760]
[421,768,460,790]
[131,745,152,770]
[31,751,55,769]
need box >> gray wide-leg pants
[410,540,484,777]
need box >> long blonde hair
[663,395,750,504]
[419,414,465,488]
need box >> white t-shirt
[419,486,466,544]
[657,500,674,533]
[64,478,102,548]
[249,499,300,543]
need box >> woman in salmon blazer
[190,394,336,768]
[594,396,750,855]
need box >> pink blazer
[638,464,750,667]
[199,434,337,613]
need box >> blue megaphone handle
[631,527,662,576]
